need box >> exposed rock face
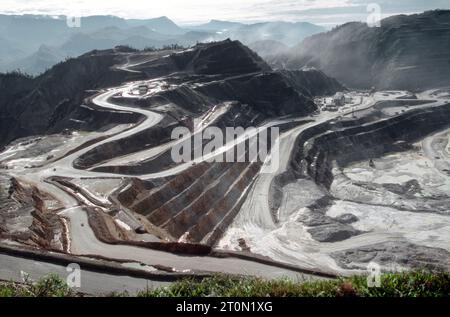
[332,242,450,272]
[262,90,450,266]
[137,40,320,116]
[307,223,361,243]
[0,175,66,250]
[116,160,262,245]
[74,115,178,171]
[334,214,359,224]
[71,41,343,171]
[0,175,34,242]
[291,102,450,188]
[29,191,67,251]
[0,40,343,150]
[2,23,450,277]
[292,196,363,243]
[0,40,346,255]
[382,180,422,198]
[277,10,450,90]
[90,102,264,174]
[297,212,363,242]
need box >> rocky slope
[0,40,343,150]
[0,175,67,250]
[72,41,343,171]
[0,39,348,264]
[276,10,450,90]
[2,33,450,277]
[290,101,450,188]
[0,47,145,148]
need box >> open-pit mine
[1,38,449,294]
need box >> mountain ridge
[0,14,326,75]
[0,40,343,147]
[274,9,450,90]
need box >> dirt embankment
[290,102,450,189]
[85,206,212,255]
[0,176,68,251]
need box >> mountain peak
[172,39,271,75]
[154,16,172,22]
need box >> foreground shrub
[1,271,449,297]
[0,274,75,297]
[138,271,450,297]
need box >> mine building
[332,92,346,107]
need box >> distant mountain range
[271,10,450,90]
[0,15,325,75]
[3,10,450,91]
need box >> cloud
[349,0,450,12]
[268,0,450,26]
[0,0,449,25]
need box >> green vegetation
[0,274,75,297]
[140,272,450,297]
[0,271,449,297]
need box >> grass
[0,274,75,297]
[0,271,449,297]
[139,271,450,297]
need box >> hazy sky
[1,0,449,25]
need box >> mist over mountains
[3,9,450,90]
[270,10,450,90]
[0,14,324,75]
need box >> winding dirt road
[5,58,329,282]
[3,54,449,284]
[219,91,450,274]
